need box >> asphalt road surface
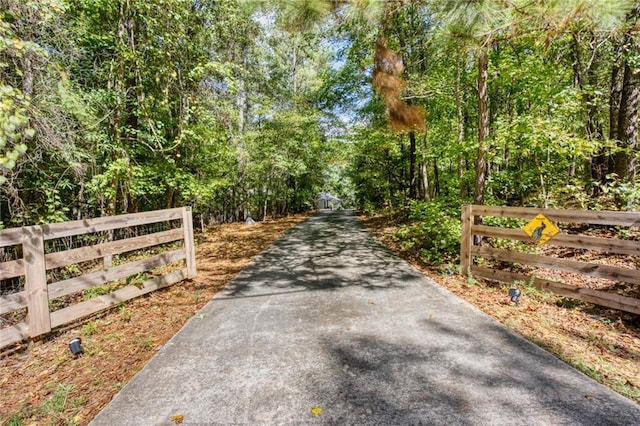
[91,210,640,425]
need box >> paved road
[91,210,640,425]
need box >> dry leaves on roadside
[0,213,311,426]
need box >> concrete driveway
[90,210,640,425]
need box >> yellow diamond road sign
[523,214,559,245]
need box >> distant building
[317,192,340,210]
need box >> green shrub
[393,200,461,264]
[482,215,532,252]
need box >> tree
[0,0,92,225]
[613,0,640,182]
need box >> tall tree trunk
[615,63,640,181]
[409,131,417,199]
[433,159,440,197]
[418,162,429,200]
[614,0,640,182]
[386,148,394,209]
[418,133,430,201]
[399,137,407,204]
[572,31,609,192]
[588,54,624,194]
[571,32,584,90]
[474,47,489,207]
[609,55,624,142]
[456,57,466,199]
[602,53,624,190]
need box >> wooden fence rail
[0,207,197,348]
[460,205,640,315]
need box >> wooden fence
[460,205,640,315]
[0,207,197,348]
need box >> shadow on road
[314,319,616,426]
[90,210,640,426]
[219,210,417,298]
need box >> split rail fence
[460,205,640,315]
[0,207,197,349]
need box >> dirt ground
[0,213,311,426]
[361,213,640,405]
[1,210,638,425]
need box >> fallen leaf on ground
[0,214,313,426]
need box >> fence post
[103,229,114,269]
[460,205,473,276]
[182,207,197,278]
[22,225,51,337]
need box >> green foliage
[608,181,640,210]
[119,304,132,322]
[83,285,111,301]
[393,200,461,264]
[0,5,46,183]
[41,383,75,415]
[7,380,82,426]
[347,126,405,210]
[5,414,22,426]
[483,215,527,229]
[0,85,32,183]
[126,272,149,289]
[82,321,98,336]
[1,0,638,234]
